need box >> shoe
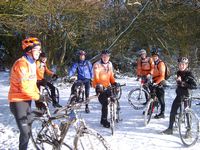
[162,128,173,135]
[185,129,192,139]
[85,106,90,113]
[53,101,62,108]
[154,113,165,119]
[142,102,147,105]
[100,119,110,128]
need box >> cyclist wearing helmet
[151,48,166,119]
[8,37,41,150]
[162,57,197,135]
[68,50,93,113]
[93,49,116,128]
[137,49,154,104]
[36,52,61,108]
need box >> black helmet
[101,49,111,55]
[40,52,46,58]
[77,50,86,56]
[178,57,188,64]
[151,48,159,56]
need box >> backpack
[157,61,171,80]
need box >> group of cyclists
[7,37,198,150]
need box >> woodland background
[0,0,199,78]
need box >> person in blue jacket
[68,50,93,113]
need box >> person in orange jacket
[93,49,117,128]
[136,49,154,105]
[137,49,154,80]
[36,52,61,108]
[8,37,41,150]
[151,48,166,119]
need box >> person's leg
[98,92,110,128]
[155,87,165,118]
[84,79,91,113]
[162,97,180,134]
[10,101,32,150]
[46,82,61,107]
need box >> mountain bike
[176,96,199,147]
[107,83,126,135]
[144,83,160,126]
[31,100,112,150]
[128,77,150,110]
[40,77,60,105]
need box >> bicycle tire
[31,117,72,150]
[178,109,199,147]
[115,86,122,100]
[74,128,111,150]
[144,99,154,126]
[55,87,60,103]
[110,102,116,135]
[128,88,149,110]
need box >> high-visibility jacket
[152,59,165,84]
[36,60,54,80]
[8,56,40,102]
[137,57,154,77]
[92,60,115,88]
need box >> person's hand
[52,74,58,79]
[95,84,104,95]
[35,100,46,111]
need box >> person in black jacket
[162,57,197,135]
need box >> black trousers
[98,90,111,120]
[168,94,189,129]
[155,86,165,114]
[10,101,32,150]
[71,79,91,99]
[37,79,56,99]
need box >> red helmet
[22,37,41,52]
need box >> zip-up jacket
[152,59,165,84]
[92,60,115,88]
[8,56,40,102]
[36,60,54,80]
[68,60,93,80]
[137,57,154,77]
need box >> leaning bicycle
[128,77,150,110]
[31,99,112,150]
[176,96,199,147]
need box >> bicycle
[31,100,112,150]
[175,96,199,147]
[40,77,60,105]
[67,80,86,105]
[107,83,126,135]
[128,77,150,110]
[144,83,160,126]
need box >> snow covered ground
[0,71,200,150]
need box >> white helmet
[139,49,146,55]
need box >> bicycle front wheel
[128,88,149,110]
[31,117,72,150]
[178,109,199,147]
[144,99,154,126]
[110,102,116,135]
[74,128,111,150]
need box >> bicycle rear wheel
[144,99,154,126]
[128,88,149,110]
[178,109,199,147]
[74,128,111,150]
